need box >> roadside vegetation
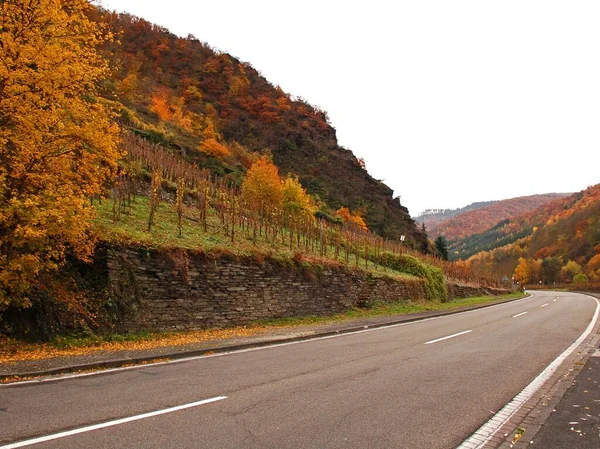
[0,1,507,344]
[0,292,525,365]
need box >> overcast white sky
[100,0,600,217]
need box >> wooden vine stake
[147,169,162,232]
[176,176,185,238]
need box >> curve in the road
[456,292,600,449]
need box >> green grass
[51,331,154,350]
[251,292,526,328]
[93,196,417,281]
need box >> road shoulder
[492,292,600,449]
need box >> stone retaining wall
[107,247,428,332]
[106,247,508,332]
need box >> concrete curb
[1,294,528,382]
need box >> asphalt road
[1,291,597,449]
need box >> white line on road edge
[4,295,537,387]
[512,312,528,318]
[541,303,549,307]
[456,294,600,449]
[425,330,472,345]
[0,396,227,449]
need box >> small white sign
[400,235,405,242]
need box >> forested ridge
[465,185,600,284]
[426,193,568,241]
[415,201,496,235]
[92,9,424,245]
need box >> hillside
[467,184,600,282]
[89,9,424,246]
[0,0,507,342]
[429,194,569,241]
[415,201,496,234]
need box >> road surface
[1,291,597,449]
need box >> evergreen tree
[435,236,449,260]
[421,223,429,254]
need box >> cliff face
[95,9,424,246]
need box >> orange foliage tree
[513,257,529,284]
[150,89,173,121]
[199,119,230,158]
[241,156,283,213]
[588,254,600,274]
[0,0,121,309]
[336,207,368,232]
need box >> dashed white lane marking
[457,294,600,449]
[541,303,549,307]
[0,396,227,449]
[512,312,528,318]
[425,330,472,345]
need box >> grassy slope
[94,196,417,282]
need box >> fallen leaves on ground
[0,325,292,364]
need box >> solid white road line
[512,312,528,318]
[424,330,472,345]
[457,294,600,449]
[0,396,228,449]
[541,303,549,307]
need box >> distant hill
[89,9,425,246]
[426,194,569,241]
[415,201,497,234]
[466,184,600,282]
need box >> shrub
[384,253,448,302]
[573,273,589,284]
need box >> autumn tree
[513,257,529,284]
[336,207,368,232]
[561,260,582,282]
[527,259,543,284]
[150,89,173,121]
[588,254,600,273]
[241,156,283,213]
[0,0,121,309]
[199,118,230,158]
[282,175,315,219]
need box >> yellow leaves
[336,207,368,232]
[199,139,231,158]
[241,156,283,212]
[513,257,529,284]
[229,74,250,96]
[0,324,289,365]
[0,0,120,308]
[282,175,315,219]
[198,119,230,158]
